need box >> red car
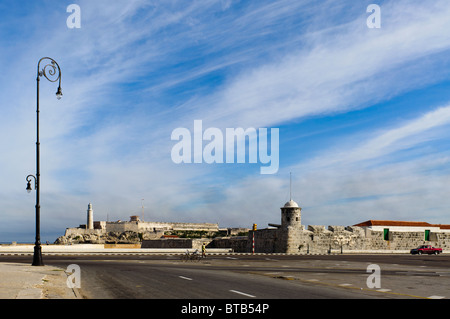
[410,245,443,255]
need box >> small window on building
[296,217,299,221]
[425,229,430,241]
[383,228,389,241]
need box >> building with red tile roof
[352,220,450,243]
[354,220,450,230]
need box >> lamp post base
[32,245,44,266]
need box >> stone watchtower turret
[281,199,301,230]
[280,199,303,253]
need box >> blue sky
[1,0,450,242]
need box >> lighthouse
[87,203,94,230]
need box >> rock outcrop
[54,230,160,245]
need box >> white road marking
[428,295,445,299]
[229,290,256,298]
[437,272,450,276]
[376,289,391,292]
[339,283,352,287]
[178,276,193,281]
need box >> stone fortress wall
[60,219,221,244]
[241,224,450,254]
[104,220,219,233]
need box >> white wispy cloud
[303,104,450,169]
[182,0,450,129]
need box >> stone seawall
[209,237,249,253]
[142,238,213,250]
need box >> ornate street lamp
[26,57,62,266]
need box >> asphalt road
[2,254,449,300]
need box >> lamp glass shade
[56,86,63,100]
[26,181,32,193]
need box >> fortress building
[235,199,450,254]
[56,204,223,244]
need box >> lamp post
[26,57,62,266]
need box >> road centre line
[229,290,256,298]
[178,276,193,281]
[178,275,258,298]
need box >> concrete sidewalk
[0,262,80,299]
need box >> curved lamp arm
[37,57,63,99]
[26,175,37,193]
